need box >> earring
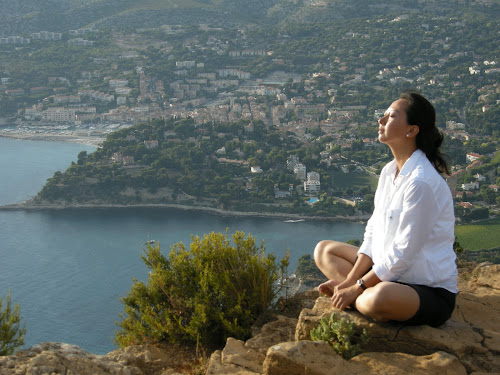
[406,134,410,137]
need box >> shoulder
[407,160,452,201]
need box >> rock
[295,296,495,373]
[106,343,196,374]
[221,338,265,373]
[245,315,298,356]
[205,349,260,375]
[351,351,467,375]
[0,342,142,375]
[263,340,364,375]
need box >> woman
[314,90,457,327]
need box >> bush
[115,231,288,348]
[310,312,370,359]
[295,254,324,280]
[0,291,26,356]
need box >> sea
[0,136,365,355]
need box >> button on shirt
[358,149,458,293]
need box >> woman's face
[378,99,413,146]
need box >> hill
[1,0,498,34]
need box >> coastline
[0,130,104,147]
[0,201,370,223]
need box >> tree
[115,231,289,348]
[0,291,26,356]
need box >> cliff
[0,263,498,374]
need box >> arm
[331,254,376,310]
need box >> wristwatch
[357,278,367,290]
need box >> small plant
[310,313,370,359]
[0,291,26,356]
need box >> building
[462,182,479,191]
[466,153,482,162]
[287,155,300,171]
[144,140,159,149]
[294,163,306,180]
[41,107,76,122]
[304,171,321,195]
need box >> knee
[356,282,392,320]
[313,240,330,266]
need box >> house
[488,184,499,193]
[474,174,486,182]
[466,153,482,162]
[457,202,473,209]
[251,166,263,173]
[144,140,158,149]
[462,182,479,191]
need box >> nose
[378,115,387,126]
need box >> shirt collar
[398,149,425,178]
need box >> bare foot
[318,279,339,297]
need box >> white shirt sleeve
[373,179,438,281]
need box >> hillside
[1,0,498,34]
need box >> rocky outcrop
[207,263,500,375]
[1,263,498,374]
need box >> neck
[390,144,418,173]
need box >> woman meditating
[314,90,457,327]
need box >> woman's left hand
[331,285,363,311]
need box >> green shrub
[0,291,26,356]
[115,230,288,348]
[310,313,370,359]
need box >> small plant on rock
[310,312,370,359]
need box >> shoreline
[0,130,104,147]
[0,201,370,223]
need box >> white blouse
[358,149,458,293]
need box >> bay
[0,137,365,354]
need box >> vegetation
[0,291,26,356]
[115,231,289,348]
[310,312,370,360]
[455,217,500,251]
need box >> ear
[406,125,419,138]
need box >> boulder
[0,342,142,375]
[106,343,196,374]
[205,348,261,375]
[245,315,298,356]
[263,341,467,375]
[351,351,467,374]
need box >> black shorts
[394,282,456,327]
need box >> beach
[0,129,104,147]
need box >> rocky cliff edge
[0,263,498,375]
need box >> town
[0,10,498,224]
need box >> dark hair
[399,90,450,175]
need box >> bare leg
[355,282,420,322]
[313,240,358,296]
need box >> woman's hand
[331,283,363,311]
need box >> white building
[307,171,320,182]
[144,140,159,149]
[294,163,307,180]
[304,171,321,194]
[462,182,479,191]
[304,180,320,194]
[109,79,129,88]
[41,107,76,122]
[287,155,300,171]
